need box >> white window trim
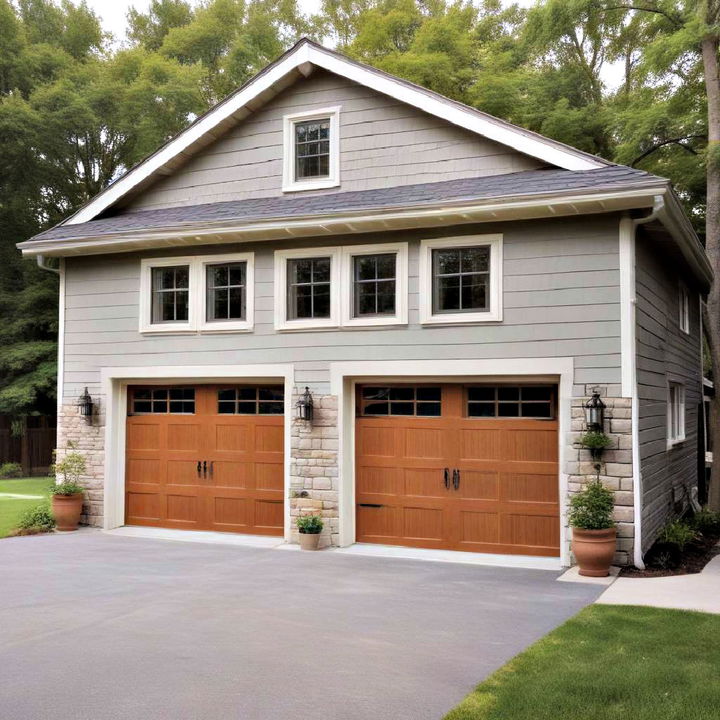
[341,243,408,327]
[139,253,255,334]
[139,256,199,334]
[199,252,254,333]
[419,234,503,325]
[679,281,690,335]
[274,246,342,331]
[667,379,686,448]
[282,106,341,193]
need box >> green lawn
[0,477,51,538]
[445,605,720,720]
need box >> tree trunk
[701,33,720,510]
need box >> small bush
[580,431,612,451]
[0,462,23,479]
[16,502,55,533]
[49,480,84,496]
[692,508,720,535]
[297,514,323,534]
[50,444,86,495]
[659,519,698,552]
[568,479,615,530]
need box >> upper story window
[139,253,254,334]
[275,243,408,331]
[679,283,690,334]
[282,107,340,193]
[419,235,503,324]
[667,380,686,447]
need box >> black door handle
[197,461,201,477]
[203,460,207,478]
[209,461,214,478]
[453,468,460,491]
[444,467,450,489]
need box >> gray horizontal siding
[636,233,702,551]
[125,70,542,212]
[61,215,621,400]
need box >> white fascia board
[64,41,604,227]
[20,185,665,258]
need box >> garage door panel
[403,468,449,498]
[167,423,202,452]
[502,429,558,462]
[501,513,559,550]
[254,424,283,453]
[214,424,250,453]
[459,511,500,545]
[403,507,444,541]
[254,500,284,530]
[503,473,559,504]
[357,505,399,541]
[127,492,161,521]
[126,458,163,486]
[212,460,250,488]
[254,462,284,492]
[456,470,498,500]
[357,426,397,458]
[460,429,501,461]
[213,497,250,527]
[166,459,202,486]
[127,423,161,451]
[404,428,448,460]
[166,494,199,523]
[357,465,400,496]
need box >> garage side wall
[635,233,703,552]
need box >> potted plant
[297,514,323,550]
[50,445,86,532]
[580,430,612,461]
[568,478,616,576]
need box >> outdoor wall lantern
[77,387,94,423]
[584,391,605,431]
[296,386,314,424]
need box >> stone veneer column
[289,392,340,547]
[566,385,634,566]
[56,401,106,527]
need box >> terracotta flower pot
[52,492,84,531]
[299,532,321,551]
[572,527,617,576]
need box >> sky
[85,0,623,88]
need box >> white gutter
[36,255,59,274]
[621,198,665,569]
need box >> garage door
[355,384,559,557]
[125,385,284,535]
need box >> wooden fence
[0,416,56,476]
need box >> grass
[0,477,51,538]
[445,605,720,720]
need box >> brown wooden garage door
[355,384,559,557]
[125,385,284,535]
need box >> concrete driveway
[0,531,601,720]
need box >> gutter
[35,255,59,274]
[625,199,665,569]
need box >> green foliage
[297,514,323,534]
[0,462,23,478]
[692,508,720,534]
[567,478,615,530]
[580,431,612,451]
[16,501,55,531]
[50,443,86,490]
[659,519,699,551]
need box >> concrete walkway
[596,553,720,614]
[0,530,602,720]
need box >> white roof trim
[66,40,605,226]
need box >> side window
[667,381,686,446]
[679,284,690,334]
[151,265,190,324]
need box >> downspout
[36,255,59,275]
[623,197,665,569]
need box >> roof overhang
[60,40,607,228]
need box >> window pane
[364,402,389,415]
[498,387,519,401]
[468,387,494,401]
[210,265,228,287]
[461,275,488,310]
[259,402,283,415]
[313,258,331,282]
[390,387,414,400]
[417,387,441,401]
[313,287,331,317]
[434,249,460,275]
[152,400,167,413]
[228,287,244,319]
[169,401,185,413]
[174,291,189,321]
[437,276,460,312]
[390,402,414,415]
[218,402,235,414]
[363,387,389,400]
[291,258,313,284]
[521,402,552,418]
[522,386,552,401]
[357,285,377,316]
[238,402,256,414]
[461,247,489,273]
[355,256,377,281]
[376,254,395,279]
[133,401,152,413]
[295,119,330,180]
[498,403,519,417]
[468,402,495,417]
[134,389,151,400]
[259,388,284,401]
[218,389,235,401]
[376,284,396,314]
[416,402,441,416]
[238,388,256,400]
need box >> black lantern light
[584,391,605,431]
[296,386,314,423]
[77,387,94,423]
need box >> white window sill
[275,319,339,332]
[342,316,407,328]
[198,322,253,334]
[282,178,339,193]
[667,436,686,450]
[420,311,503,325]
[139,325,196,335]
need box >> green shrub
[659,520,698,551]
[568,479,615,530]
[297,514,323,534]
[49,480,84,496]
[0,462,23,479]
[50,444,86,495]
[16,502,55,533]
[692,508,720,535]
[580,431,612,452]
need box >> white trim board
[100,364,295,539]
[64,40,604,226]
[329,357,575,567]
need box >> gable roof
[62,38,609,227]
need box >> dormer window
[283,107,340,192]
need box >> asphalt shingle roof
[29,165,664,244]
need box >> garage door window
[131,387,195,414]
[360,386,441,416]
[467,386,554,418]
[218,387,284,415]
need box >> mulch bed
[621,531,720,577]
